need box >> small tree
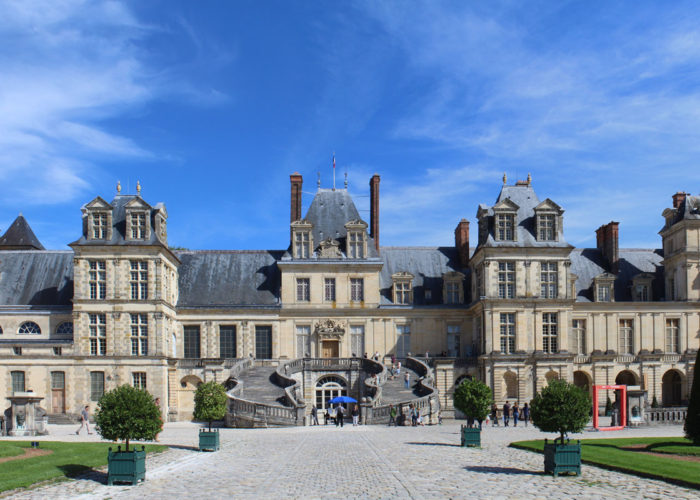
[95,385,162,451]
[684,349,700,445]
[531,379,590,443]
[453,378,492,427]
[193,381,227,432]
[604,396,613,416]
[651,395,659,408]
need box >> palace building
[0,174,697,426]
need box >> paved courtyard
[2,422,697,499]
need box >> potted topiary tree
[94,385,162,485]
[453,378,492,447]
[530,379,590,476]
[193,381,227,451]
[684,349,699,445]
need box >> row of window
[10,370,147,400]
[296,278,364,302]
[91,212,149,240]
[88,260,150,300]
[496,261,559,299]
[498,315,681,355]
[292,226,367,259]
[495,213,557,242]
[0,321,73,336]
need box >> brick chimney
[370,174,380,253]
[596,221,620,274]
[454,219,470,267]
[672,191,688,209]
[290,173,303,223]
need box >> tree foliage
[453,378,492,425]
[531,379,590,442]
[193,381,227,431]
[94,385,162,451]
[685,349,700,445]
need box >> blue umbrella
[329,395,357,404]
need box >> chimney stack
[672,191,688,209]
[290,173,303,223]
[370,174,380,253]
[454,219,470,267]
[596,221,620,274]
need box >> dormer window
[593,273,615,302]
[496,214,515,241]
[538,214,555,241]
[632,273,654,301]
[534,199,563,242]
[131,212,146,239]
[392,272,414,305]
[345,220,368,258]
[92,212,109,239]
[443,271,465,304]
[291,220,313,259]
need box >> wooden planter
[460,425,481,447]
[543,439,581,476]
[199,429,220,451]
[107,446,146,485]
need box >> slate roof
[0,251,73,306]
[478,184,572,249]
[175,250,283,307]
[379,247,468,305]
[0,215,45,250]
[570,248,664,302]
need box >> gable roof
[0,251,73,306]
[0,215,45,250]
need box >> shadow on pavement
[405,441,462,448]
[465,465,541,476]
[57,465,108,484]
[165,444,200,451]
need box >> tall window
[447,325,461,357]
[90,372,104,401]
[445,281,460,304]
[183,326,201,359]
[296,278,310,302]
[51,371,65,390]
[220,325,237,358]
[89,313,106,356]
[132,372,147,390]
[130,314,148,356]
[350,278,364,302]
[93,212,108,239]
[498,262,515,299]
[597,284,611,302]
[131,213,146,239]
[499,313,516,354]
[296,325,311,357]
[571,319,586,355]
[540,262,558,298]
[496,214,515,241]
[542,313,558,353]
[350,325,365,357]
[396,324,411,357]
[89,260,106,300]
[394,281,412,304]
[324,278,336,302]
[294,231,311,258]
[538,214,555,241]
[11,371,25,393]
[619,319,634,354]
[347,231,365,258]
[255,325,273,359]
[130,261,148,300]
[665,319,679,354]
[635,284,649,301]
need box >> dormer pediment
[291,219,313,229]
[345,219,368,229]
[594,272,616,281]
[442,271,465,281]
[125,197,152,210]
[85,197,112,211]
[632,272,655,282]
[391,271,414,281]
[535,198,563,214]
[493,198,519,212]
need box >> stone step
[235,366,288,407]
[381,367,423,404]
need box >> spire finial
[332,153,336,191]
[117,180,122,194]
[527,172,532,185]
[503,172,507,185]
[317,172,321,188]
[344,172,348,189]
[136,180,141,195]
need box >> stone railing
[361,358,387,405]
[661,354,681,364]
[227,396,303,427]
[615,354,636,364]
[573,355,591,364]
[224,358,254,398]
[275,361,307,408]
[645,407,687,425]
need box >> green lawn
[0,441,167,493]
[510,437,700,489]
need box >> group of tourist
[489,401,530,427]
[310,403,362,427]
[387,403,431,426]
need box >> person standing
[76,405,92,435]
[502,401,511,427]
[311,404,319,425]
[336,404,344,427]
[404,372,410,389]
[522,402,530,427]
[388,404,397,426]
[491,403,499,426]
[512,402,520,427]
[351,404,360,426]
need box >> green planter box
[460,425,481,447]
[543,439,581,477]
[199,429,220,451]
[107,446,146,485]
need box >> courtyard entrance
[315,375,347,410]
[321,340,339,358]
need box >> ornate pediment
[493,198,519,212]
[314,319,346,339]
[319,237,341,258]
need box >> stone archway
[573,370,592,394]
[662,369,683,407]
[545,370,559,386]
[503,371,518,400]
[615,370,638,386]
[179,375,203,419]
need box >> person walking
[404,372,410,389]
[76,405,92,435]
[388,404,397,426]
[522,402,530,427]
[411,405,418,426]
[502,401,511,427]
[512,402,520,427]
[351,404,360,426]
[311,404,319,425]
[336,404,344,427]
[491,403,499,426]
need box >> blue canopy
[329,396,357,404]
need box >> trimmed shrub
[95,385,162,451]
[453,378,491,426]
[651,395,659,409]
[684,349,700,445]
[605,396,613,416]
[194,381,228,431]
[531,379,590,442]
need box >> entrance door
[51,371,65,413]
[321,340,339,358]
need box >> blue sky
[1,1,699,251]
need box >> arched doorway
[573,371,591,394]
[315,375,347,410]
[503,371,517,400]
[545,370,559,387]
[662,370,683,407]
[615,370,637,386]
[179,375,203,419]
[454,374,472,389]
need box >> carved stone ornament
[314,319,346,339]
[319,237,341,258]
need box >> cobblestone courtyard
[3,422,697,499]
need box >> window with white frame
[350,278,364,302]
[296,278,310,302]
[499,313,515,354]
[619,319,634,354]
[538,214,556,241]
[294,230,311,258]
[496,213,515,241]
[445,281,460,304]
[130,313,148,356]
[347,231,365,258]
[324,278,336,302]
[498,262,515,298]
[540,262,558,298]
[296,325,311,357]
[636,284,649,301]
[92,212,108,239]
[11,371,25,393]
[542,313,558,353]
[447,325,461,357]
[89,260,106,300]
[597,284,611,302]
[18,321,41,335]
[89,314,106,356]
[350,325,365,357]
[571,319,586,355]
[665,319,679,354]
[130,261,148,300]
[130,212,146,239]
[396,324,411,357]
[132,372,147,390]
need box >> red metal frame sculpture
[592,384,627,431]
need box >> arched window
[315,376,347,410]
[454,374,472,389]
[56,322,73,335]
[18,321,41,335]
[503,371,518,399]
